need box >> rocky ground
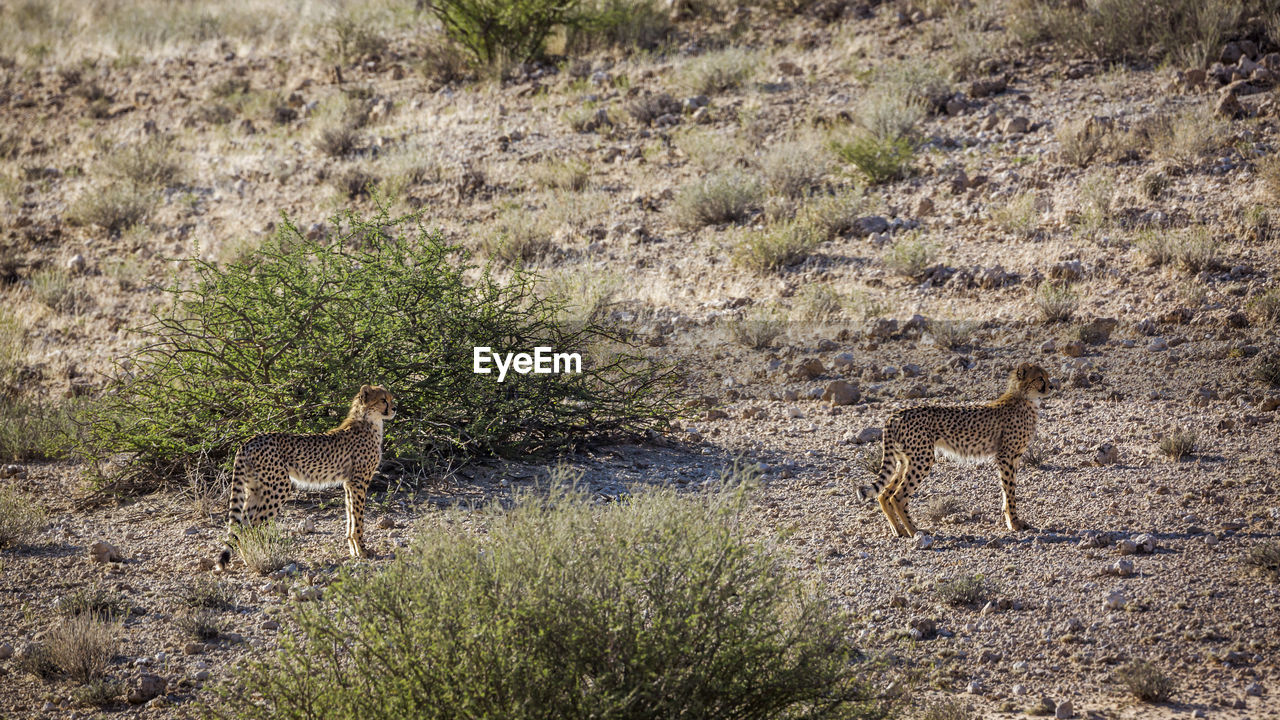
[2,0,1280,717]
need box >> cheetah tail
[856,441,897,502]
[213,545,232,572]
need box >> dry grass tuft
[1243,541,1280,582]
[1116,660,1175,703]
[234,521,294,576]
[882,233,936,278]
[726,308,785,349]
[732,221,821,273]
[1159,428,1197,460]
[1035,281,1077,323]
[0,487,46,548]
[672,170,763,228]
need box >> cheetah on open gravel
[214,385,396,570]
[857,363,1051,537]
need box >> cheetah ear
[1015,364,1028,380]
[359,384,374,402]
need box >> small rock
[907,616,936,640]
[67,253,87,275]
[1110,558,1135,577]
[0,642,11,659]
[792,358,825,380]
[377,515,396,530]
[967,679,982,694]
[785,406,804,419]
[1033,698,1056,716]
[1012,684,1027,696]
[183,642,203,655]
[1094,443,1119,465]
[821,380,860,406]
[1055,699,1074,719]
[855,427,882,444]
[1012,660,1029,673]
[127,673,167,705]
[855,215,889,236]
[1245,682,1264,697]
[1041,339,1056,353]
[1062,341,1086,358]
[1001,116,1029,134]
[194,670,212,681]
[914,533,934,550]
[902,383,927,400]
[1105,589,1126,610]
[1205,534,1219,547]
[1117,539,1138,555]
[297,517,316,534]
[261,619,280,631]
[1148,337,1168,352]
[295,585,323,602]
[89,540,121,563]
[1131,533,1156,553]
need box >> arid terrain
[2,0,1280,717]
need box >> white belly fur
[934,440,996,464]
[289,470,346,490]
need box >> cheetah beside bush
[857,363,1051,537]
[214,385,396,570]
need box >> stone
[183,642,204,655]
[295,585,323,601]
[792,358,825,380]
[969,77,1007,97]
[865,317,898,340]
[1001,116,1029,134]
[1094,443,1119,465]
[1033,698,1056,716]
[1216,91,1244,118]
[822,380,860,406]
[377,515,396,530]
[0,642,11,659]
[1105,589,1126,610]
[0,464,21,478]
[1221,42,1243,64]
[1131,533,1156,553]
[1110,558,1135,577]
[906,616,936,640]
[1117,539,1138,555]
[127,673,167,704]
[1245,682,1263,696]
[1055,699,1074,719]
[194,669,212,681]
[914,533,934,550]
[855,216,889,235]
[1040,339,1056,353]
[967,679,982,694]
[1078,318,1117,344]
[89,541,121,563]
[1062,341,1086,358]
[855,427,882,444]
[1147,337,1168,352]
[903,384,927,400]
[261,619,280,631]
[1012,684,1027,696]
[67,253,87,274]
[915,196,934,216]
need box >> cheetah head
[1011,363,1051,406]
[358,384,397,421]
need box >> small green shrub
[565,0,672,52]
[72,678,123,707]
[1159,428,1197,460]
[422,0,581,65]
[1254,353,1280,387]
[1115,660,1175,702]
[1035,281,1076,323]
[799,192,862,240]
[733,221,822,273]
[182,577,236,610]
[726,308,785,349]
[928,319,978,350]
[211,484,888,720]
[992,191,1040,238]
[1243,541,1280,581]
[0,398,79,462]
[677,47,759,95]
[1172,226,1218,273]
[831,132,915,184]
[882,233,935,278]
[178,607,223,640]
[328,15,387,64]
[854,88,925,144]
[672,170,763,228]
[58,587,127,619]
[67,184,153,235]
[935,574,997,608]
[82,209,678,491]
[793,284,844,323]
[478,207,554,266]
[761,139,829,199]
[0,487,46,549]
[103,134,184,187]
[234,522,294,576]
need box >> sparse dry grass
[103,134,184,187]
[1253,353,1280,387]
[732,221,821,273]
[922,495,965,524]
[936,574,997,608]
[1116,660,1175,703]
[760,138,829,199]
[798,192,862,240]
[1035,281,1077,323]
[928,319,978,350]
[178,607,223,640]
[726,308,785,349]
[478,206,555,266]
[677,47,759,95]
[792,284,844,323]
[882,233,935,278]
[67,184,154,235]
[992,191,1040,237]
[1243,541,1280,582]
[234,521,294,576]
[530,159,590,192]
[0,487,46,549]
[30,614,119,683]
[1159,428,1197,460]
[672,170,763,228]
[1138,227,1218,274]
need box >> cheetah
[214,385,396,571]
[856,363,1051,538]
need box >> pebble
[1245,682,1263,696]
[1205,534,1219,547]
[1131,533,1156,553]
[377,515,396,530]
[89,540,122,563]
[854,427,882,444]
[1055,699,1074,719]
[194,670,211,681]
[261,619,280,631]
[1013,660,1029,673]
[295,585,323,602]
[1148,337,1168,352]
[966,679,982,694]
[0,642,10,660]
[1012,684,1027,696]
[914,533,934,550]
[183,642,204,655]
[1110,558,1135,577]
[1105,589,1127,610]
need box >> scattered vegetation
[67,184,153,235]
[672,170,763,228]
[58,586,127,619]
[1035,281,1077,323]
[530,159,590,192]
[882,233,936,278]
[1023,439,1048,469]
[733,220,821,273]
[919,698,972,720]
[677,47,759,95]
[831,132,915,184]
[478,206,554,266]
[213,483,889,720]
[1243,541,1280,582]
[178,607,223,641]
[1115,660,1175,703]
[72,678,123,707]
[233,522,294,576]
[922,495,966,524]
[799,192,862,240]
[22,614,118,683]
[181,577,236,610]
[992,191,1040,237]
[1253,353,1280,387]
[935,574,997,609]
[1137,227,1216,273]
[726,307,785,349]
[103,134,184,187]
[83,209,679,492]
[760,138,829,199]
[927,319,978,350]
[793,284,844,323]
[0,487,46,549]
[1159,428,1197,460]
[0,398,80,462]
[423,0,581,65]
[1247,288,1280,327]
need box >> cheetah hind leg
[876,459,911,538]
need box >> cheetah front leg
[876,454,912,538]
[996,453,1032,532]
[343,479,370,559]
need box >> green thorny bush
[208,481,893,720]
[82,208,681,493]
